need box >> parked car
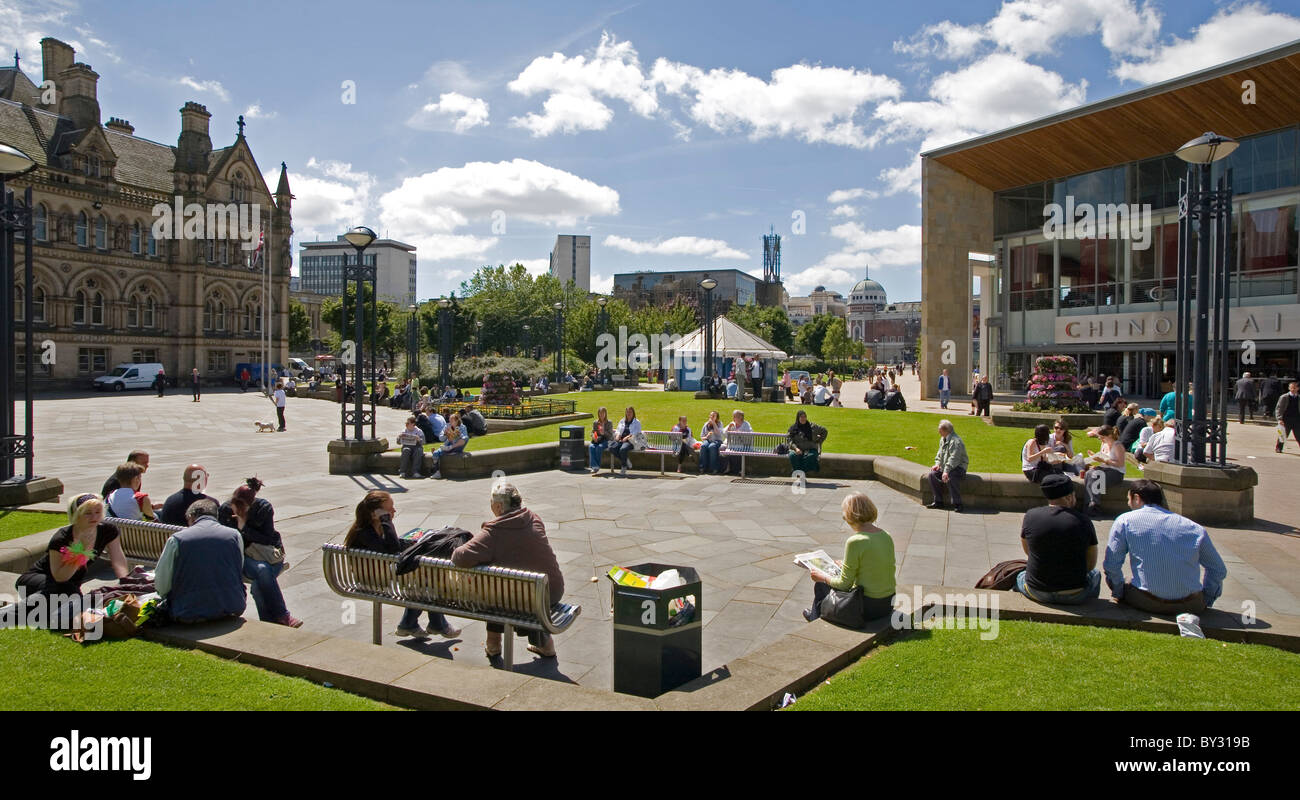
[93,362,165,392]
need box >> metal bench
[722,430,790,477]
[108,517,289,581]
[640,430,685,474]
[321,543,581,669]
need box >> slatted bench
[109,517,289,581]
[321,543,581,669]
[722,430,790,478]
[640,430,685,474]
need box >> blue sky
[5,0,1300,302]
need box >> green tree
[794,313,836,359]
[455,264,587,356]
[288,299,311,352]
[726,302,794,354]
[321,283,403,366]
[822,317,853,370]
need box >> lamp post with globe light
[0,142,38,486]
[341,226,377,441]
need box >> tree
[822,317,853,370]
[455,264,587,356]
[288,299,311,352]
[321,283,402,367]
[727,302,794,354]
[794,313,837,359]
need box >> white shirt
[814,385,830,404]
[616,418,642,440]
[273,388,286,408]
[1145,427,1176,462]
[750,360,761,378]
[1021,439,1043,472]
[107,487,144,520]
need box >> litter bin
[559,424,587,470]
[608,563,702,698]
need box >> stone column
[921,158,994,399]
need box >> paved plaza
[16,386,1300,690]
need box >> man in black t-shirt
[159,464,214,526]
[101,450,150,498]
[1015,474,1101,604]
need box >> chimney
[105,117,134,135]
[175,101,212,173]
[57,63,101,129]
[40,38,74,84]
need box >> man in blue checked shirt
[1103,479,1227,615]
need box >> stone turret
[174,101,212,173]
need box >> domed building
[846,269,921,365]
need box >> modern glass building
[919,39,1300,400]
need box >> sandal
[526,643,557,658]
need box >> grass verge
[0,510,64,543]
[0,628,395,710]
[792,619,1300,710]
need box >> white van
[284,357,315,379]
[94,362,165,392]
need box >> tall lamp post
[475,319,483,357]
[553,301,564,381]
[522,324,531,359]
[0,143,38,486]
[342,225,377,441]
[596,296,609,382]
[406,304,419,380]
[1174,132,1237,466]
[700,277,717,388]
[437,297,453,390]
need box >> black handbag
[818,585,867,628]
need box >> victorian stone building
[0,38,293,388]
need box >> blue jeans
[244,558,289,622]
[939,389,951,408]
[1015,568,1101,605]
[399,607,449,632]
[610,441,635,468]
[589,440,609,469]
[699,440,722,472]
[432,442,465,469]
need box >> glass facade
[989,125,1300,395]
[300,252,376,295]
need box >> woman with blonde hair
[802,492,895,624]
[16,494,128,606]
[344,490,460,639]
[588,406,615,475]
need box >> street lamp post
[553,302,564,381]
[437,297,453,391]
[700,277,717,388]
[522,324,531,359]
[475,319,483,357]
[597,296,609,382]
[1174,132,1237,466]
[407,304,419,379]
[0,143,38,485]
[342,225,377,441]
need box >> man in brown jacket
[452,481,565,660]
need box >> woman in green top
[803,492,896,622]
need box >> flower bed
[480,371,520,406]
[1023,355,1087,413]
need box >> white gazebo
[667,316,787,391]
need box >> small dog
[255,421,276,433]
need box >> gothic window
[94,215,107,249]
[33,204,47,241]
[76,211,88,247]
[146,226,157,257]
[130,222,141,254]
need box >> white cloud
[876,157,922,199]
[590,273,614,295]
[830,205,858,218]
[72,25,120,63]
[243,103,277,120]
[265,158,375,270]
[782,266,863,296]
[407,92,490,133]
[655,60,902,148]
[873,53,1088,151]
[1115,2,1300,84]
[509,258,552,277]
[509,32,659,136]
[827,187,871,204]
[895,0,1162,61]
[811,222,922,284]
[603,234,749,260]
[177,76,230,102]
[421,60,488,94]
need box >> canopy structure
[669,316,787,360]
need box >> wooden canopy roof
[924,40,1300,192]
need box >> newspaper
[793,549,842,579]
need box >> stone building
[1,38,293,388]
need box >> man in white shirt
[273,382,288,431]
[1142,419,1176,463]
[748,355,763,402]
[813,381,831,406]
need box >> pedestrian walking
[1277,381,1300,453]
[240,367,251,393]
[191,368,202,402]
[1234,372,1257,423]
[273,381,288,431]
[937,368,951,409]
[153,368,167,397]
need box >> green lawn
[0,628,395,710]
[425,391,1139,476]
[792,620,1300,710]
[0,510,64,543]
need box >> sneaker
[278,615,304,628]
[621,464,628,476]
[431,470,441,479]
[590,467,600,475]
[395,625,429,638]
[433,622,462,639]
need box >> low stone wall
[1144,461,1257,525]
[992,409,1104,429]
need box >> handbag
[245,542,285,565]
[818,585,867,628]
[975,559,1026,591]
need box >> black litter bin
[608,563,702,698]
[559,424,587,470]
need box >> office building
[299,237,416,305]
[549,234,590,292]
[920,40,1300,399]
[613,268,759,313]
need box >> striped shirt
[1103,505,1227,605]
